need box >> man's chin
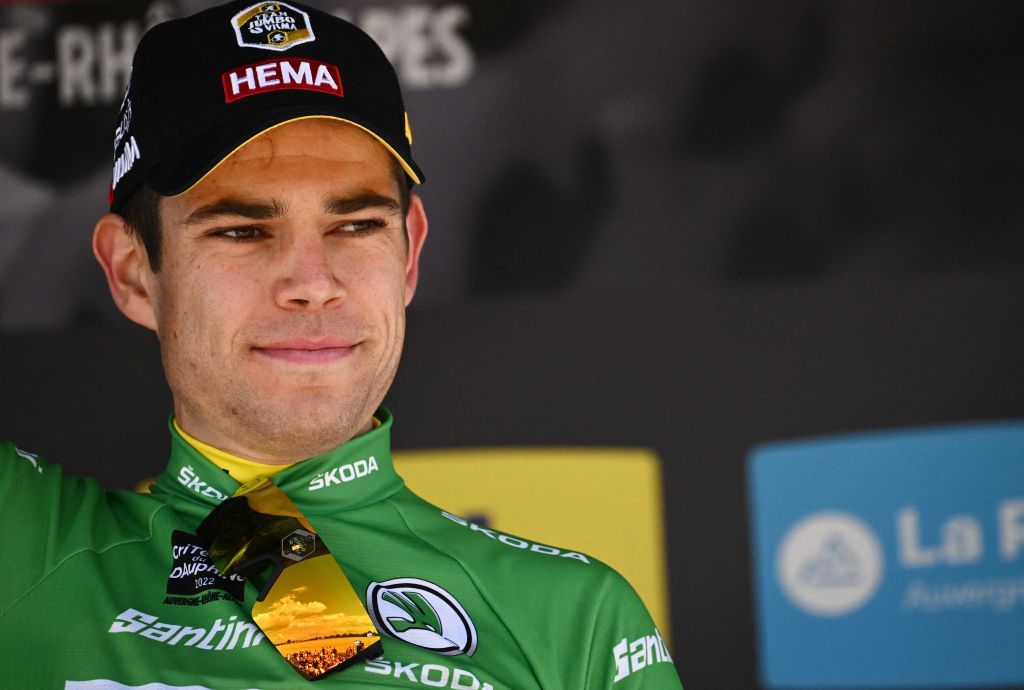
[251,420,368,461]
[228,394,374,457]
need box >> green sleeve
[0,441,58,616]
[585,567,684,688]
[0,441,153,618]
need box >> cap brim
[147,106,423,198]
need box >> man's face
[136,119,426,462]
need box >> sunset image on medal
[198,479,384,680]
[253,552,382,679]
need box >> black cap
[109,0,423,212]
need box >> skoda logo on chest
[367,578,477,656]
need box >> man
[0,2,682,688]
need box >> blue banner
[748,421,1024,688]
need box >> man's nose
[274,233,346,309]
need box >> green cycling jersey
[0,408,682,689]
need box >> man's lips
[252,338,359,364]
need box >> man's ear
[92,213,158,331]
[404,194,428,306]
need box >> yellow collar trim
[172,419,293,484]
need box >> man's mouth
[252,338,359,364]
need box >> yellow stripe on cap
[177,114,422,197]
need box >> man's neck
[171,408,375,465]
[172,418,294,483]
[172,415,383,484]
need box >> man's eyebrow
[181,198,285,226]
[324,194,401,215]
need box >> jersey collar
[152,407,405,515]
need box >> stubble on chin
[219,379,377,462]
[165,309,405,462]
[168,359,376,463]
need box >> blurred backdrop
[2,2,1024,688]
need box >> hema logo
[776,511,884,616]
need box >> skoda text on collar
[441,511,591,563]
[222,58,343,103]
[308,456,379,491]
[177,465,228,501]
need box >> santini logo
[613,628,673,683]
[308,456,379,491]
[367,578,477,656]
[222,58,343,103]
[108,608,264,650]
[776,511,885,616]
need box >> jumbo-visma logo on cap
[232,2,315,52]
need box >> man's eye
[213,226,263,241]
[337,219,386,235]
